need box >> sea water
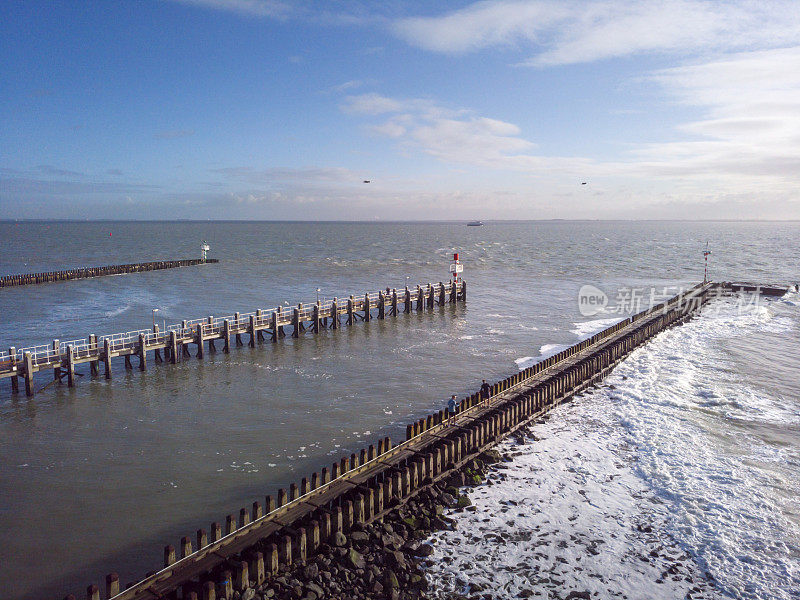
[0,221,797,599]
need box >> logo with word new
[578,285,608,316]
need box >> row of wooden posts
[0,258,218,288]
[76,281,713,600]
[1,281,466,396]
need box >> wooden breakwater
[0,280,466,397]
[722,281,797,296]
[0,258,219,288]
[70,281,721,600]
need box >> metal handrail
[1,282,462,374]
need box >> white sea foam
[428,296,800,600]
[570,317,623,338]
[514,356,536,370]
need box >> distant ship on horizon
[467,220,484,226]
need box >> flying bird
[581,182,587,185]
[363,180,371,183]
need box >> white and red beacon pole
[449,252,463,282]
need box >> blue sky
[1,0,799,220]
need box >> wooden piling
[24,351,34,397]
[138,334,147,370]
[66,345,75,387]
[103,339,112,379]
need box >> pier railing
[0,281,466,396]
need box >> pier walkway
[73,280,735,600]
[0,280,466,396]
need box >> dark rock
[351,531,370,544]
[441,492,457,507]
[333,531,347,547]
[456,495,472,508]
[302,563,318,580]
[305,582,324,597]
[345,548,366,570]
[384,569,400,589]
[385,550,407,571]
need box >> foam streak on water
[427,295,800,600]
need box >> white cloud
[213,166,362,186]
[343,93,596,175]
[629,47,800,183]
[345,44,800,208]
[169,0,293,19]
[393,0,800,66]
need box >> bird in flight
[581,182,587,185]
[363,180,371,183]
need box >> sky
[1,0,799,220]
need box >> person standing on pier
[480,379,492,406]
[447,394,458,425]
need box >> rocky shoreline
[233,448,503,600]
[224,421,720,600]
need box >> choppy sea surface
[0,221,797,599]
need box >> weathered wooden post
[164,545,176,567]
[195,324,204,359]
[416,285,423,311]
[251,551,266,586]
[8,347,18,393]
[270,309,278,342]
[292,307,300,338]
[223,319,231,352]
[256,309,265,342]
[103,339,112,379]
[23,351,34,397]
[105,573,120,598]
[248,315,256,348]
[364,293,371,321]
[235,560,249,592]
[347,296,355,325]
[404,286,411,313]
[378,291,385,319]
[277,306,286,338]
[181,536,193,558]
[331,298,338,330]
[234,312,243,347]
[153,326,163,363]
[51,339,61,382]
[66,345,75,387]
[169,330,179,364]
[138,333,147,370]
[313,303,321,333]
[297,304,305,333]
[181,321,191,357]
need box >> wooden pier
[0,281,466,397]
[66,281,730,600]
[0,258,219,288]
